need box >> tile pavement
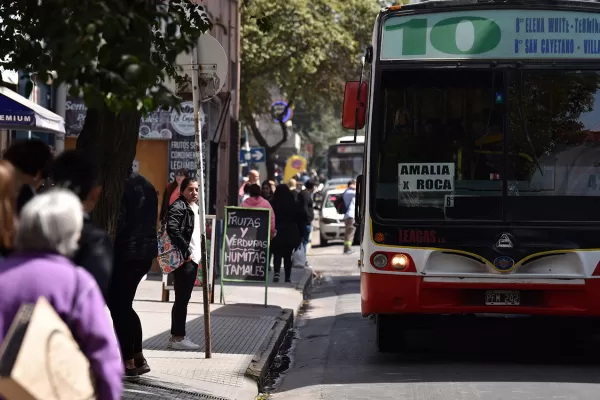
[120,266,312,400]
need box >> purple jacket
[0,252,123,400]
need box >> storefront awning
[0,86,65,135]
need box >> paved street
[273,243,600,400]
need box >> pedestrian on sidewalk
[241,184,276,237]
[296,180,315,262]
[0,189,123,400]
[2,138,53,214]
[159,168,189,221]
[0,161,16,258]
[110,167,158,378]
[239,169,259,204]
[165,177,202,350]
[342,179,357,255]
[270,184,303,283]
[261,179,276,202]
[50,150,114,301]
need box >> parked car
[316,189,346,246]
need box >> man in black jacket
[3,139,53,213]
[50,150,113,301]
[297,180,315,263]
[110,167,158,378]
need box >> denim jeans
[302,224,312,257]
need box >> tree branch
[243,111,269,149]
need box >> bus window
[375,69,506,220]
[507,69,600,221]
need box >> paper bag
[0,297,96,400]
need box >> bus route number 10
[385,16,502,56]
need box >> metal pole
[54,83,67,154]
[192,43,211,358]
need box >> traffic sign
[239,147,266,163]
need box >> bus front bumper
[361,272,600,317]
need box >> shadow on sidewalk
[141,303,281,355]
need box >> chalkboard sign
[221,206,271,283]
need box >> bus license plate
[485,290,520,306]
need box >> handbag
[0,296,96,400]
[156,220,184,274]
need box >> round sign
[196,34,228,102]
[170,101,195,136]
[270,101,293,123]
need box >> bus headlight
[372,253,388,269]
[391,254,410,270]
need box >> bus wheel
[376,314,405,353]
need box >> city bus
[327,135,365,183]
[343,0,600,352]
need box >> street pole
[191,43,211,359]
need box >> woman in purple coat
[0,189,123,400]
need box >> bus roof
[335,135,365,144]
[382,0,600,13]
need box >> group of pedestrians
[0,139,202,398]
[239,170,315,283]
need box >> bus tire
[376,314,405,353]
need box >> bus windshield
[374,68,600,222]
[328,143,364,180]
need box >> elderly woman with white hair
[0,189,123,400]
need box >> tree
[0,0,211,235]
[241,0,379,179]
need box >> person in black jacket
[271,184,303,283]
[165,177,201,350]
[296,180,314,261]
[50,150,113,301]
[2,139,53,214]
[110,167,158,378]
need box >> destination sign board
[381,10,600,60]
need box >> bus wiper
[516,69,543,176]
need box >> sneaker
[285,278,292,283]
[168,337,201,350]
[343,247,354,255]
[134,357,151,375]
[124,367,140,381]
[273,273,280,283]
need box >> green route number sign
[386,17,501,55]
[381,10,600,60]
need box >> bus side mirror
[342,81,368,130]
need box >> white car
[317,189,346,246]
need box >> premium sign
[0,114,32,124]
[382,10,600,60]
[398,163,455,192]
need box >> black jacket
[297,190,314,224]
[166,197,195,260]
[73,217,114,302]
[114,172,159,262]
[271,197,303,252]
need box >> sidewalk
[122,265,312,400]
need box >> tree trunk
[76,107,141,238]
[265,148,276,180]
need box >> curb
[245,267,314,389]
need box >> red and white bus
[343,0,600,351]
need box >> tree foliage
[0,0,210,112]
[0,0,212,235]
[241,0,380,178]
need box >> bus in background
[343,0,600,352]
[326,135,365,190]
